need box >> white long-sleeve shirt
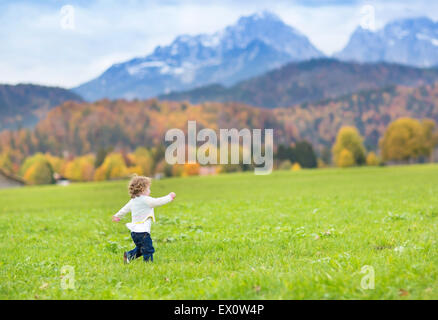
[114,194,173,233]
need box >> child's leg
[126,247,142,260]
[140,233,155,262]
[126,232,144,261]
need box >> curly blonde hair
[128,175,151,198]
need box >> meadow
[0,165,437,299]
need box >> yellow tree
[182,163,200,176]
[129,147,153,176]
[366,152,379,166]
[94,153,128,181]
[0,152,13,172]
[45,153,65,174]
[291,162,302,171]
[20,153,47,176]
[338,149,355,168]
[380,118,433,162]
[172,164,184,177]
[22,157,54,185]
[332,126,366,167]
[64,155,95,181]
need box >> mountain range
[73,13,438,102]
[158,59,438,108]
[336,17,438,67]
[73,11,324,101]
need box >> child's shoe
[124,252,130,264]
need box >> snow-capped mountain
[336,17,438,67]
[74,11,324,101]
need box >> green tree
[294,141,317,168]
[276,145,296,163]
[94,147,113,168]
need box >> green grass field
[0,165,437,299]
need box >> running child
[112,175,176,263]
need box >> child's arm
[144,192,176,208]
[112,200,131,222]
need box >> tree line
[0,116,436,185]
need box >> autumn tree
[366,152,379,166]
[380,118,436,162]
[172,164,185,177]
[20,153,46,176]
[291,162,302,171]
[0,152,14,173]
[64,155,95,181]
[45,153,65,174]
[94,153,128,181]
[129,147,153,176]
[182,163,200,176]
[317,159,327,168]
[20,153,54,185]
[337,149,355,168]
[332,126,366,167]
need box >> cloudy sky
[1,0,437,88]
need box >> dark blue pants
[127,232,155,262]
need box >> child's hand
[112,216,120,222]
[169,192,176,200]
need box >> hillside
[276,83,438,150]
[159,59,438,108]
[0,84,83,131]
[1,82,438,160]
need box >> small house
[0,168,25,189]
[53,172,71,186]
